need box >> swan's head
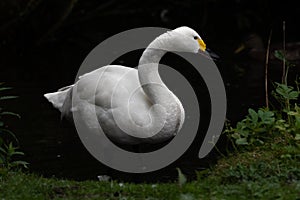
[170,26,206,53]
[148,26,219,60]
[150,26,205,54]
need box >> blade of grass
[0,112,21,118]
[0,96,18,101]
[0,87,12,92]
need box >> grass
[1,138,299,200]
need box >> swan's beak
[197,39,206,52]
[197,39,219,60]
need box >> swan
[44,26,209,145]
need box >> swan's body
[44,26,207,145]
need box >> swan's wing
[75,65,140,109]
[74,65,153,126]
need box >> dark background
[0,0,299,182]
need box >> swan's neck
[137,35,183,139]
[138,37,173,106]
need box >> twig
[265,29,272,109]
[282,21,286,84]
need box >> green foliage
[272,82,300,115]
[0,143,28,170]
[225,108,276,146]
[0,83,28,171]
[274,50,296,85]
[225,50,300,149]
[1,150,300,200]
[274,50,295,68]
[213,36,300,199]
[274,82,299,101]
[220,159,300,184]
[226,93,300,149]
[272,82,300,141]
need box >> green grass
[1,139,299,200]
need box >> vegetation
[225,39,300,149]
[225,81,300,148]
[0,142,299,199]
[0,84,28,174]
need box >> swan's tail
[44,85,73,112]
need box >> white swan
[44,26,208,145]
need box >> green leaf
[294,116,300,129]
[258,110,275,124]
[295,134,300,140]
[0,111,20,118]
[280,154,292,159]
[11,161,29,169]
[236,138,248,145]
[236,122,247,130]
[275,83,293,98]
[289,91,299,100]
[256,139,264,145]
[11,151,24,156]
[275,125,286,131]
[180,193,195,200]
[274,82,299,100]
[230,132,240,139]
[177,168,187,187]
[274,50,285,61]
[248,108,258,123]
[0,96,18,101]
[0,87,12,92]
[238,130,249,137]
[287,111,299,116]
[0,128,18,142]
[275,88,288,98]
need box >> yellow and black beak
[197,39,219,60]
[197,39,206,52]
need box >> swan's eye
[193,36,199,40]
